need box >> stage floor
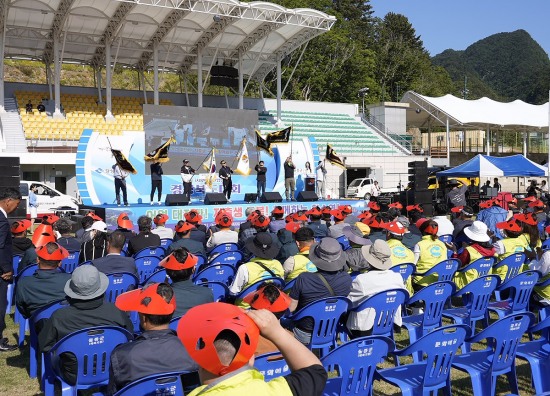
[81,198,365,230]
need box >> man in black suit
[219,160,233,203]
[0,187,22,351]
[92,231,137,275]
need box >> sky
[369,0,550,57]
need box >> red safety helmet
[41,214,60,225]
[367,201,381,212]
[217,213,233,227]
[175,222,195,234]
[86,212,103,221]
[252,215,270,228]
[35,242,69,261]
[11,219,32,234]
[496,219,522,232]
[242,285,291,313]
[271,206,284,215]
[388,202,403,210]
[406,204,423,213]
[285,221,301,233]
[117,213,134,230]
[184,209,202,224]
[116,283,176,315]
[330,209,346,221]
[32,229,56,248]
[153,214,169,225]
[159,252,198,270]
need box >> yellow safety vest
[453,246,486,290]
[387,238,415,265]
[493,237,528,282]
[285,251,317,281]
[236,258,284,309]
[413,235,448,287]
[188,367,292,396]
[534,273,550,301]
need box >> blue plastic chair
[134,256,162,284]
[402,281,454,362]
[134,246,166,260]
[205,251,243,269]
[235,277,286,302]
[198,281,229,302]
[336,235,351,251]
[169,316,181,332]
[438,234,453,244]
[254,352,290,381]
[516,315,550,394]
[6,255,23,315]
[542,239,550,252]
[322,336,394,396]
[105,272,139,303]
[28,300,67,380]
[43,326,134,396]
[159,238,173,249]
[452,313,534,396]
[456,256,495,279]
[376,324,470,396]
[283,278,296,293]
[488,270,540,319]
[349,288,409,338]
[390,263,416,284]
[192,264,236,285]
[492,252,526,285]
[143,269,169,285]
[113,370,199,396]
[284,297,350,357]
[207,243,239,259]
[14,264,39,346]
[414,258,459,283]
[60,251,79,273]
[442,275,500,352]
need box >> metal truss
[228,22,280,61]
[42,0,76,64]
[401,91,461,128]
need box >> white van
[20,181,79,218]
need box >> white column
[523,128,527,157]
[197,49,203,107]
[96,68,103,104]
[486,127,490,156]
[445,117,450,165]
[105,42,114,120]
[153,47,159,105]
[53,38,63,118]
[238,53,243,109]
[276,60,282,125]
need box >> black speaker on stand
[244,193,258,203]
[204,193,228,205]
[297,191,319,202]
[165,194,190,206]
[260,192,283,203]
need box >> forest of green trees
[5,0,550,106]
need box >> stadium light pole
[358,88,369,116]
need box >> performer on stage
[219,160,234,203]
[316,160,327,199]
[255,161,267,201]
[113,163,129,206]
[180,159,195,200]
[284,156,296,201]
[150,161,163,205]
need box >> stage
[81,198,365,231]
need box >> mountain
[432,29,550,104]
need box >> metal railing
[359,113,413,155]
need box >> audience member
[413,218,447,289]
[160,248,214,317]
[239,214,270,248]
[177,303,327,395]
[275,223,300,265]
[283,227,317,281]
[306,207,329,238]
[151,214,174,239]
[206,212,238,252]
[451,206,475,246]
[91,231,137,275]
[25,100,33,114]
[432,203,454,236]
[328,209,347,238]
[169,221,206,256]
[116,213,136,241]
[269,206,286,234]
[366,215,386,243]
[127,216,161,256]
[55,219,81,251]
[343,224,372,271]
[185,210,207,245]
[477,198,508,239]
[493,219,529,282]
[397,215,420,250]
[109,283,198,394]
[78,220,108,263]
[10,219,34,255]
[15,242,71,318]
[39,265,133,385]
[239,208,260,233]
[75,215,94,242]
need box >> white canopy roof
[401,91,550,131]
[3,0,335,82]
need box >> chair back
[321,336,395,396]
[542,239,550,252]
[49,326,133,388]
[15,263,39,281]
[60,251,79,273]
[288,297,350,353]
[407,281,454,330]
[414,325,469,390]
[493,252,526,283]
[206,251,243,268]
[459,256,495,278]
[254,352,290,381]
[143,269,168,285]
[113,371,198,396]
[160,238,173,249]
[208,243,239,259]
[135,256,162,284]
[283,278,296,293]
[192,264,236,285]
[336,235,351,251]
[438,234,453,244]
[452,275,500,323]
[421,259,459,282]
[105,273,139,303]
[352,289,409,337]
[134,246,165,260]
[235,277,286,301]
[13,254,23,275]
[198,281,229,302]
[390,263,416,283]
[169,316,181,332]
[499,270,540,314]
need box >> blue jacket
[477,206,508,239]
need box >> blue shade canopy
[437,154,547,178]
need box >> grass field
[0,309,539,396]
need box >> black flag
[326,144,345,169]
[144,136,176,163]
[256,130,273,156]
[266,126,292,144]
[112,149,137,174]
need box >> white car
[20,181,79,218]
[346,178,399,200]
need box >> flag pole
[195,148,214,170]
[231,139,244,169]
[290,124,294,153]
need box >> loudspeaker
[7,198,26,220]
[260,192,283,203]
[204,193,228,205]
[297,191,319,202]
[165,194,190,206]
[244,193,258,203]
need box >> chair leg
[29,343,37,378]
[506,367,519,395]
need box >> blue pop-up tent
[437,154,547,177]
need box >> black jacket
[92,254,138,276]
[12,237,34,255]
[127,232,161,256]
[168,238,206,257]
[0,211,13,274]
[15,269,71,318]
[255,165,267,182]
[284,161,295,179]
